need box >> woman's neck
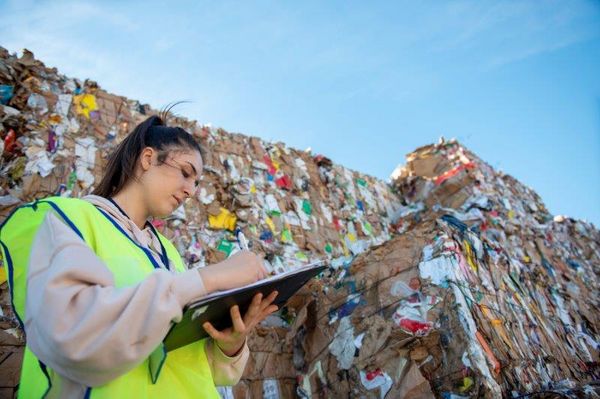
[111,188,149,229]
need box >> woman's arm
[25,212,210,386]
[205,339,250,386]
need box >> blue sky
[1,0,599,226]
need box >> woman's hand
[203,291,278,357]
[198,250,268,293]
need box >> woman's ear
[140,147,155,171]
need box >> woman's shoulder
[38,196,96,210]
[3,196,98,231]
[33,197,104,239]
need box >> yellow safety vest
[0,197,220,398]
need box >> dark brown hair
[92,115,201,198]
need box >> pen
[236,228,249,251]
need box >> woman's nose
[183,182,196,198]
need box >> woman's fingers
[265,304,279,315]
[204,295,278,352]
[230,305,246,332]
[208,292,280,340]
[244,303,279,331]
[242,293,263,324]
[203,321,227,341]
[260,304,278,320]
[260,291,278,311]
[238,291,278,329]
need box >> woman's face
[140,147,203,218]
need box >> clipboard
[164,261,326,351]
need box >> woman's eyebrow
[186,162,198,176]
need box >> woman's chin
[152,205,175,219]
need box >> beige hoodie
[24,195,248,398]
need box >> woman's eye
[182,171,190,178]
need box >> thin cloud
[424,1,600,68]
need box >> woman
[5,115,277,398]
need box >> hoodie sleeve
[205,338,250,386]
[25,211,210,386]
